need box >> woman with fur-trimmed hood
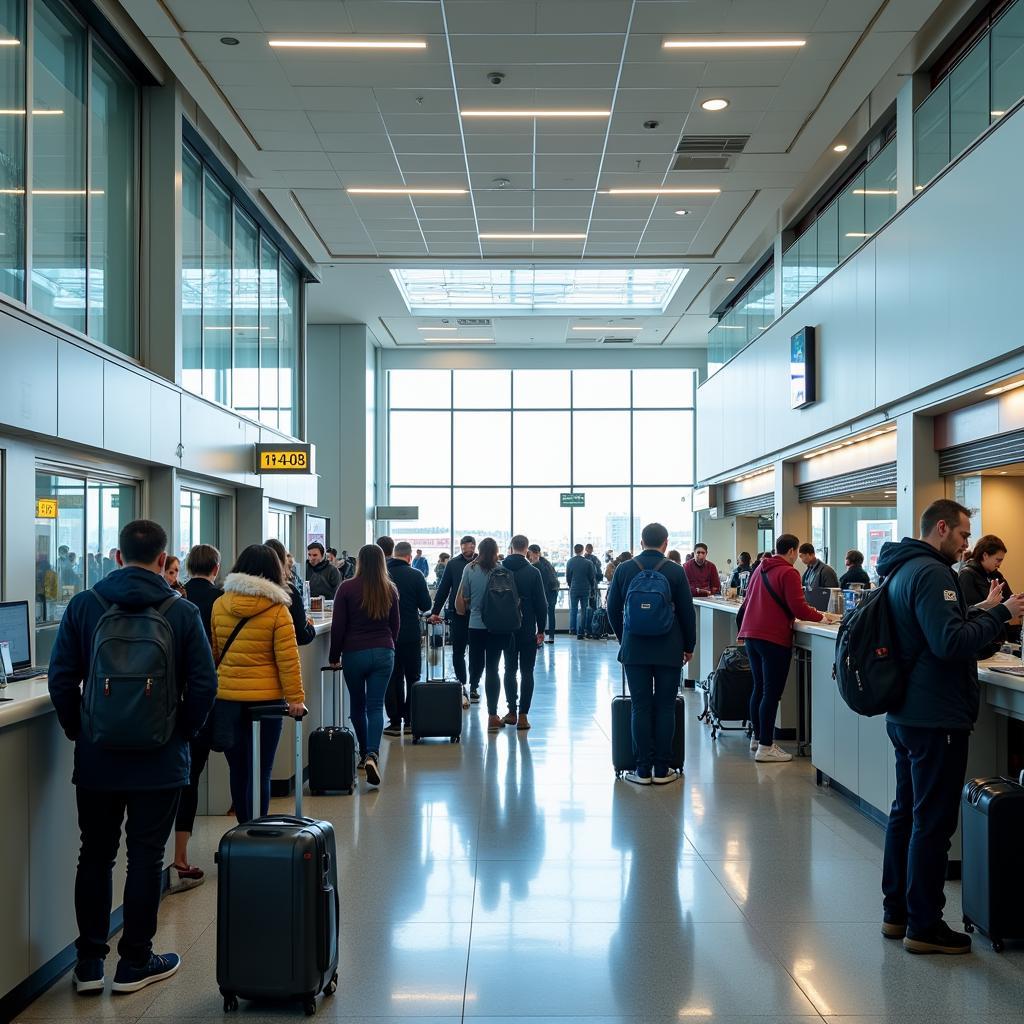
[211,543,306,823]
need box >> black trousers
[75,786,180,965]
[175,733,211,835]
[385,637,423,723]
[882,723,970,933]
[449,612,469,687]
[504,626,539,714]
[469,628,513,715]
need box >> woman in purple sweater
[329,543,399,787]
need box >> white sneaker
[750,737,759,752]
[755,743,793,763]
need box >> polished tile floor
[19,640,1024,1023]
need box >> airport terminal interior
[4,0,1024,1020]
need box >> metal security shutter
[724,493,774,516]
[797,462,897,503]
[939,429,1024,476]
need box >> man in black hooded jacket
[501,535,548,730]
[875,498,1024,955]
[383,542,432,733]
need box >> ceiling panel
[343,1,445,34]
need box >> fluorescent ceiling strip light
[269,39,426,49]
[0,188,103,195]
[416,326,456,331]
[347,187,466,195]
[985,380,1024,396]
[991,110,1006,116]
[424,337,491,342]
[664,39,805,49]
[479,232,586,240]
[852,188,896,195]
[571,325,643,331]
[845,232,871,238]
[0,39,20,45]
[0,108,63,115]
[605,187,720,195]
[460,109,610,118]
[716,325,745,329]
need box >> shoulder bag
[208,615,253,753]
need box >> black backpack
[81,593,180,750]
[482,567,522,633]
[832,571,905,716]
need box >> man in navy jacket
[501,535,549,730]
[48,520,217,995]
[607,522,695,785]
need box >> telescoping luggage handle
[249,702,307,819]
[319,664,345,729]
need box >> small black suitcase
[216,704,340,1016]
[612,669,684,777]
[309,666,356,795]
[706,646,753,740]
[411,619,462,744]
[961,775,1024,951]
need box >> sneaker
[487,714,504,732]
[364,753,381,787]
[462,688,471,709]
[903,920,971,955]
[502,710,517,726]
[755,743,793,763]
[73,958,104,995]
[382,722,402,737]
[652,769,680,785]
[882,918,907,940]
[470,690,481,704]
[356,755,367,772]
[517,714,531,731]
[168,863,204,893]
[750,737,759,752]
[111,952,180,994]
[545,638,554,644]
[624,770,652,786]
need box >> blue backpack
[623,557,675,636]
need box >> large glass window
[182,141,304,434]
[0,0,137,350]
[387,368,696,572]
[179,488,221,563]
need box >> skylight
[390,267,688,315]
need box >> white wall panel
[57,342,104,448]
[150,382,182,465]
[0,314,58,437]
[180,393,251,481]
[104,362,152,461]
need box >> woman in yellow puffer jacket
[211,544,306,823]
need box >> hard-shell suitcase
[411,618,462,744]
[961,775,1024,951]
[701,645,753,740]
[216,704,340,1016]
[611,668,684,777]
[309,666,356,795]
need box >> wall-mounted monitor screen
[791,326,816,409]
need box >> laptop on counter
[0,600,46,682]
[804,587,833,612]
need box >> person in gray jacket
[565,544,598,639]
[797,543,840,590]
[875,499,1024,956]
[305,541,342,600]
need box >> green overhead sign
[560,492,585,508]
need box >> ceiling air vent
[600,336,634,344]
[672,134,749,173]
[456,317,492,326]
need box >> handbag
[207,615,252,753]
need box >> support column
[896,412,944,539]
[773,460,809,542]
[895,73,929,210]
[149,467,179,559]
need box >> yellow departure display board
[254,443,314,474]
[36,498,59,519]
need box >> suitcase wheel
[304,997,318,1016]
[992,939,1004,953]
[223,993,238,1012]
[324,973,338,996]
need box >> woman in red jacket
[738,534,839,763]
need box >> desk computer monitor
[804,587,833,613]
[0,601,33,669]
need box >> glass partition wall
[809,503,898,583]
[386,368,697,575]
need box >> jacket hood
[503,553,530,571]
[219,572,292,616]
[307,559,333,574]
[758,554,792,573]
[876,537,951,577]
[92,566,178,608]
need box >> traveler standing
[456,537,515,732]
[162,555,186,596]
[528,544,560,643]
[797,543,840,590]
[171,543,224,892]
[434,551,450,584]
[606,522,695,785]
[738,535,838,762]
[566,544,598,639]
[383,541,432,735]
[48,519,217,994]
[839,549,872,589]
[501,535,548,730]
[585,543,603,624]
[412,548,430,577]
[667,550,682,564]
[212,545,306,823]
[729,552,755,590]
[376,535,395,557]
[683,543,721,596]
[265,538,317,646]
[306,541,342,600]
[430,535,477,702]
[329,544,399,787]
[876,501,1024,954]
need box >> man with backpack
[606,522,695,784]
[47,520,218,995]
[501,535,548,731]
[430,535,477,702]
[872,499,1024,955]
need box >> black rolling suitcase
[611,668,684,777]
[309,666,356,795]
[216,703,340,1016]
[961,775,1024,951]
[410,618,462,744]
[701,645,753,740]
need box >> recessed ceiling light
[852,188,897,195]
[220,36,239,45]
[985,380,1024,396]
[0,108,63,115]
[845,232,871,238]
[478,232,587,240]
[991,110,1006,117]
[833,143,848,153]
[270,38,427,49]
[701,98,729,111]
[606,187,720,195]
[571,325,643,332]
[725,276,736,282]
[674,209,689,215]
[0,39,21,46]
[1000,471,1009,475]
[424,337,491,342]
[663,39,806,49]
[347,187,467,195]
[460,109,610,118]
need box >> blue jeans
[224,711,283,824]
[624,664,680,775]
[882,723,970,933]
[745,637,792,746]
[569,592,590,636]
[344,647,394,758]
